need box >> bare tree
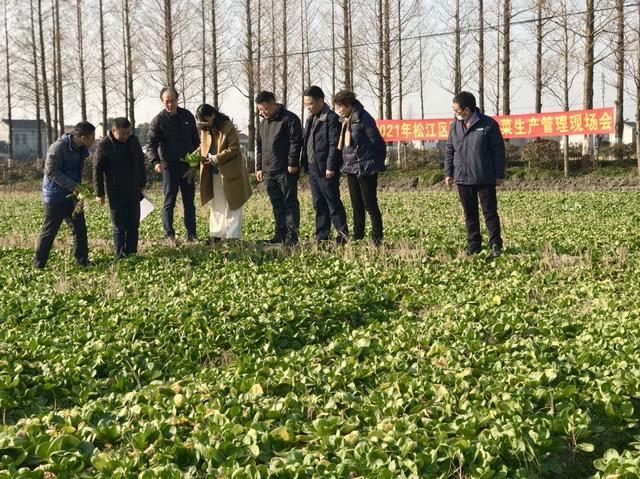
[244,0,256,153]
[331,0,336,98]
[281,0,288,105]
[99,0,107,136]
[164,0,175,88]
[383,0,391,118]
[54,0,64,136]
[614,0,624,148]
[75,0,87,121]
[454,0,461,93]
[342,0,353,90]
[582,0,595,163]
[124,0,135,127]
[478,0,485,112]
[29,0,43,158]
[534,0,543,114]
[502,0,511,115]
[51,0,58,138]
[37,0,52,143]
[3,0,13,159]
[211,0,219,106]
[397,0,403,119]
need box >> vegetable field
[1,189,640,478]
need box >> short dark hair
[333,90,356,107]
[255,91,276,104]
[112,117,131,129]
[72,121,95,136]
[303,86,325,100]
[453,91,476,110]
[160,86,180,100]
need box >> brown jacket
[199,121,252,210]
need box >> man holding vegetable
[94,117,146,259]
[34,121,96,269]
[146,87,200,243]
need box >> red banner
[376,107,615,142]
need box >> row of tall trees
[1,0,639,173]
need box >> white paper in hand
[140,195,155,222]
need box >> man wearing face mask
[444,91,505,257]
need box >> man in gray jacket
[444,91,505,257]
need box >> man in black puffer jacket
[444,91,506,257]
[146,87,200,242]
[94,117,146,259]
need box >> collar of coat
[348,100,365,123]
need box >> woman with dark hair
[333,90,387,245]
[195,104,252,241]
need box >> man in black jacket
[94,117,146,259]
[255,91,303,246]
[301,86,348,244]
[146,87,200,242]
[444,91,506,257]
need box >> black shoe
[185,235,198,243]
[336,232,348,246]
[465,244,482,256]
[284,237,299,247]
[205,237,222,246]
[163,234,177,246]
[77,259,92,268]
[491,243,502,258]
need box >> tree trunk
[281,0,288,105]
[562,2,570,177]
[495,0,501,114]
[164,0,175,88]
[478,0,484,112]
[37,0,52,144]
[397,0,403,119]
[636,3,640,175]
[121,0,128,114]
[271,0,276,92]
[454,0,461,93]
[76,0,87,121]
[30,0,43,159]
[331,0,336,98]
[502,0,511,116]
[300,0,305,120]
[124,0,134,128]
[383,0,391,118]
[614,0,624,149]
[211,0,219,106]
[51,0,58,139]
[582,0,595,165]
[244,0,256,154]
[99,0,107,137]
[201,0,206,104]
[419,36,424,119]
[54,0,64,137]
[3,0,12,159]
[377,0,383,118]
[535,0,542,114]
[342,0,352,90]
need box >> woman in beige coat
[196,104,252,241]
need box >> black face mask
[198,122,211,131]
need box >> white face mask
[456,114,465,121]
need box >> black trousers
[457,184,502,248]
[109,197,141,259]
[346,173,383,244]
[265,172,300,243]
[162,162,196,238]
[34,200,89,268]
[308,168,348,243]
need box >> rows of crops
[1,190,640,478]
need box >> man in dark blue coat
[301,86,348,244]
[34,121,96,269]
[444,91,505,257]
